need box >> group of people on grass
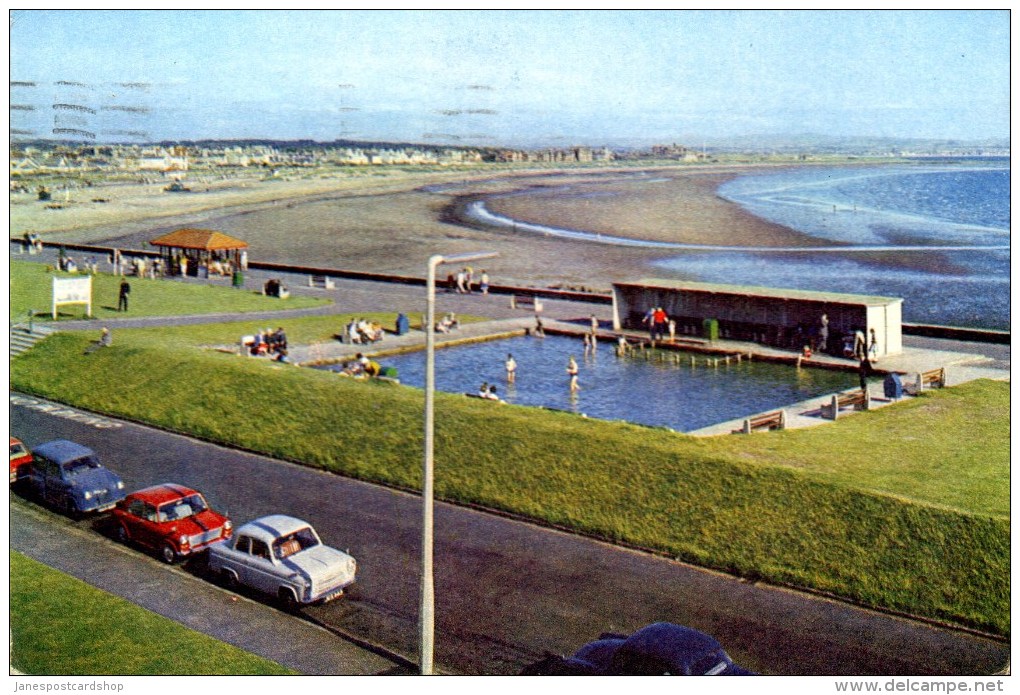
[339,352,381,378]
[249,327,289,361]
[345,318,385,344]
[436,312,460,333]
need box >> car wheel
[159,544,177,564]
[63,497,80,520]
[219,569,238,589]
[277,588,299,612]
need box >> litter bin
[232,270,244,288]
[702,318,719,341]
[884,373,903,399]
[396,313,409,336]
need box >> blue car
[29,440,126,515]
[521,622,754,676]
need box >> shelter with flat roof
[150,228,248,277]
[612,279,903,357]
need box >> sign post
[52,275,92,319]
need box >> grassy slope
[10,328,1010,635]
[10,260,328,321]
[10,550,293,675]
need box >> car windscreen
[62,456,101,477]
[273,527,320,559]
[157,494,208,521]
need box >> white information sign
[52,275,92,318]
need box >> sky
[8,9,1011,148]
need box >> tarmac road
[10,393,1010,676]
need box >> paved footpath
[10,500,411,675]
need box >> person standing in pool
[505,353,517,384]
[567,355,580,392]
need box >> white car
[208,514,356,607]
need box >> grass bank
[10,326,1010,635]
[10,260,328,321]
[10,550,293,675]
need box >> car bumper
[180,537,230,556]
[311,584,350,604]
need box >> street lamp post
[421,251,497,675]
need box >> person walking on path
[868,328,879,361]
[479,270,489,295]
[505,353,517,384]
[819,313,829,353]
[858,356,873,393]
[117,278,131,312]
[567,355,580,392]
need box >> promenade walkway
[13,243,1009,439]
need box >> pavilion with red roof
[149,228,248,278]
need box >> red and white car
[112,483,232,563]
[10,437,33,484]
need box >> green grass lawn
[10,323,1010,635]
[9,259,329,321]
[10,550,293,675]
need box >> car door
[43,459,68,507]
[126,500,159,549]
[244,538,280,595]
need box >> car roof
[615,623,722,665]
[126,483,200,506]
[10,437,24,446]
[235,514,312,542]
[32,439,96,464]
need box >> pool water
[337,335,860,433]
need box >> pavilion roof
[149,228,248,251]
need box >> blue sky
[9,10,1010,147]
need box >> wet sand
[8,163,852,292]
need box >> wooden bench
[308,275,336,290]
[733,409,786,434]
[510,294,543,312]
[917,367,946,391]
[826,389,870,419]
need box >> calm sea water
[658,160,1010,329]
[337,335,859,433]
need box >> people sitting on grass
[436,312,459,333]
[268,327,288,353]
[349,318,383,343]
[339,352,381,378]
[83,327,111,355]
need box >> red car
[112,483,232,563]
[10,437,33,484]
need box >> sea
[659,159,1011,330]
[469,159,1010,330]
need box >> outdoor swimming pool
[328,335,860,432]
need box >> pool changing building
[611,279,903,358]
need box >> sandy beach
[9,163,845,292]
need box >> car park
[112,483,233,563]
[520,622,754,676]
[208,514,356,608]
[10,437,33,484]
[29,439,126,515]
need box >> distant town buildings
[8,138,1008,182]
